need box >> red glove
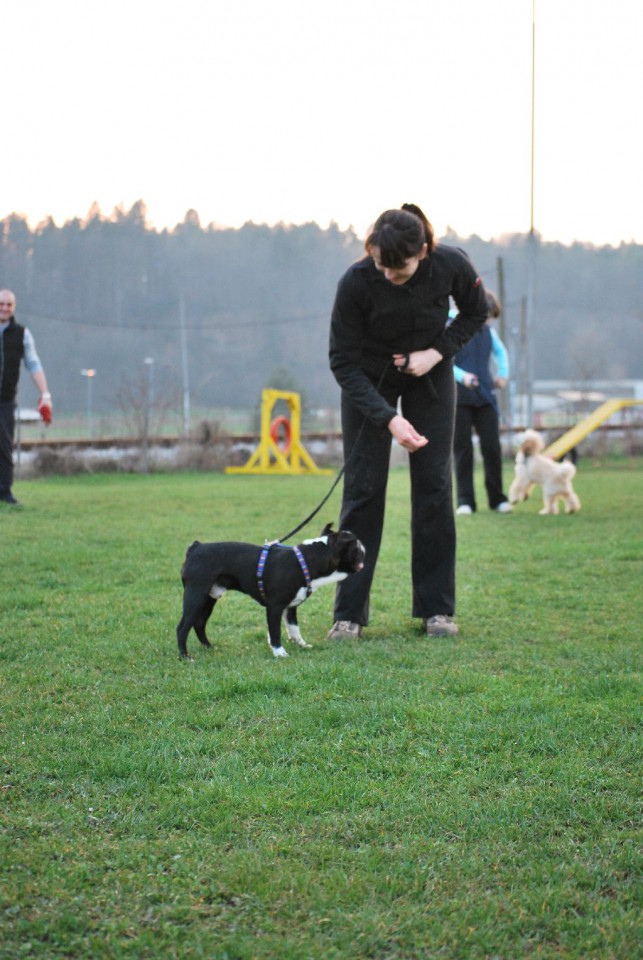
[38,394,53,425]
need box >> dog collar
[256,542,312,604]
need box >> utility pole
[525,0,537,426]
[519,296,528,426]
[179,296,191,438]
[142,357,154,472]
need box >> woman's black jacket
[329,244,489,426]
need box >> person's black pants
[0,403,16,493]
[334,361,456,626]
[453,402,507,511]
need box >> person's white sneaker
[456,504,473,515]
[495,502,513,514]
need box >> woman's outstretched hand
[388,414,428,452]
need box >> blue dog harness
[256,542,312,604]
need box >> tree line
[2,202,641,418]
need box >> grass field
[1,461,641,959]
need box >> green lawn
[1,461,641,959]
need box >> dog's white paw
[284,623,312,648]
[267,634,289,657]
[293,639,312,649]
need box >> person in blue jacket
[453,291,512,514]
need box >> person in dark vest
[453,290,512,514]
[0,289,52,506]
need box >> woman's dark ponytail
[401,203,435,252]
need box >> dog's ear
[522,429,545,455]
[336,529,356,544]
[321,522,334,537]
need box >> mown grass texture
[1,460,641,959]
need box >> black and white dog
[176,523,365,659]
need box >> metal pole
[179,296,191,438]
[143,357,154,472]
[525,0,537,427]
[530,0,536,238]
[519,297,528,426]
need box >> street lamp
[80,368,96,440]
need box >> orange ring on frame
[270,415,292,454]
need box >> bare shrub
[171,419,244,472]
[175,439,240,472]
[30,447,90,477]
[195,419,228,444]
[116,367,180,441]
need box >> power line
[21,309,329,332]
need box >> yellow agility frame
[543,398,643,460]
[225,389,334,475]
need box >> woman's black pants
[453,402,507,511]
[334,360,456,626]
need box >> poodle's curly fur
[508,429,581,515]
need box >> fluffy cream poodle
[509,429,581,515]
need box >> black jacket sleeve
[430,248,488,359]
[329,270,399,427]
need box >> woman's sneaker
[326,621,362,640]
[424,615,458,637]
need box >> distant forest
[2,202,641,417]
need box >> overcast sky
[4,0,642,245]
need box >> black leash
[277,359,399,543]
[277,467,346,543]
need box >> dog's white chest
[290,570,348,606]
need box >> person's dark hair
[485,290,501,318]
[401,203,435,251]
[365,208,432,268]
